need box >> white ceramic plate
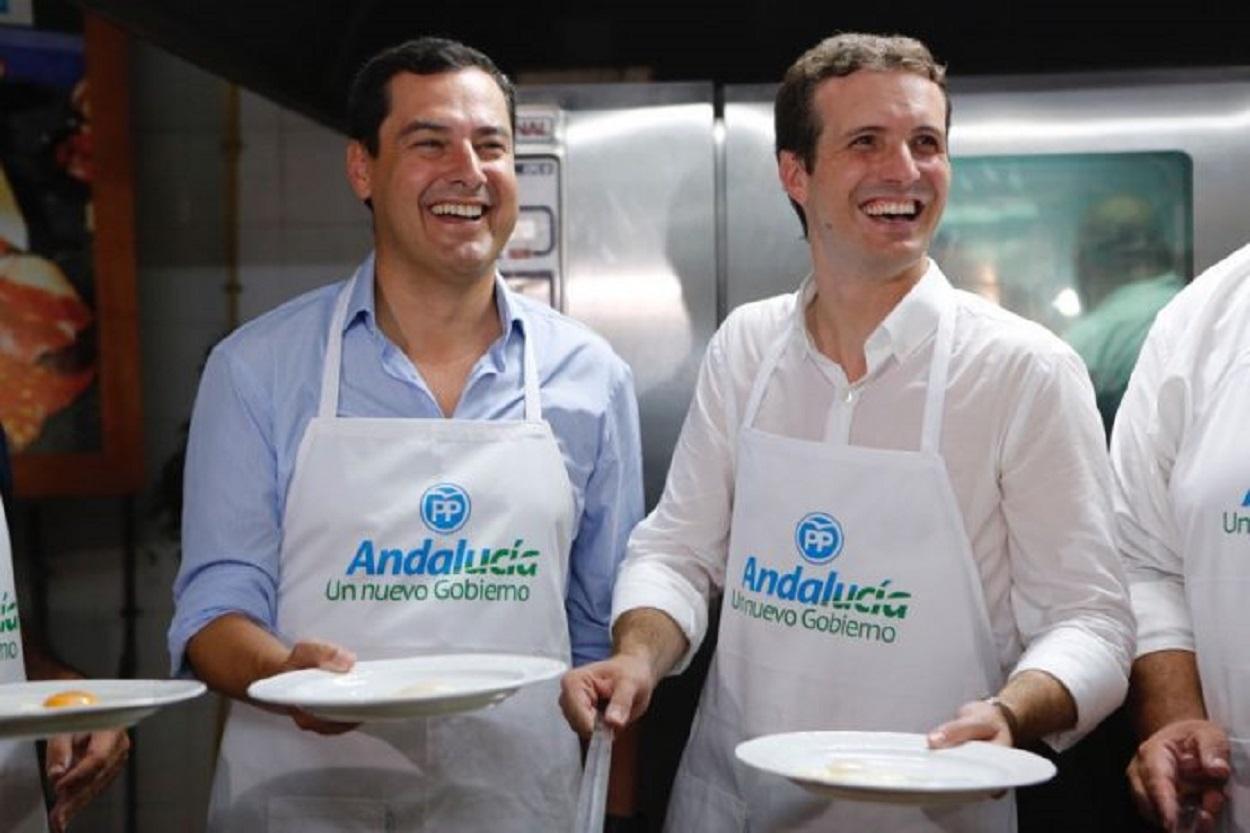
[247,653,567,722]
[0,679,207,741]
[735,731,1056,806]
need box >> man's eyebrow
[395,120,448,140]
[392,121,511,141]
[837,125,885,138]
[472,125,512,140]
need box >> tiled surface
[236,129,283,227]
[279,127,361,226]
[130,48,227,134]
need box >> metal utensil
[1174,800,1201,833]
[573,713,614,833]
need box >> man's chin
[433,242,505,282]
[857,248,931,284]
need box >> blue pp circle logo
[420,483,471,534]
[795,512,844,564]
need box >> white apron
[0,498,49,833]
[665,292,1015,832]
[207,277,581,833]
[1171,356,1250,832]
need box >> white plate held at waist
[735,730,1056,806]
[0,679,206,741]
[247,653,567,722]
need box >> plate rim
[734,729,1057,796]
[0,679,207,739]
[246,651,568,710]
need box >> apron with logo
[0,499,49,833]
[665,292,1014,832]
[1171,356,1250,832]
[207,277,581,833]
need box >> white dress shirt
[1110,242,1250,656]
[615,261,1135,747]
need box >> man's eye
[850,135,875,148]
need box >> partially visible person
[0,429,130,832]
[1113,241,1250,833]
[1065,194,1183,438]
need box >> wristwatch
[983,695,1020,745]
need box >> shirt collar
[794,258,954,370]
[342,253,527,356]
[874,259,952,363]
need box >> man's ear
[345,141,373,202]
[778,150,809,207]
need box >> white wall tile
[279,129,360,226]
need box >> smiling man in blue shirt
[169,37,642,832]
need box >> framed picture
[0,15,142,497]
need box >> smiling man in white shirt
[559,32,1135,832]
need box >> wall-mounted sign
[501,154,561,309]
[515,107,560,144]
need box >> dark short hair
[347,37,516,156]
[775,33,949,236]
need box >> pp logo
[794,512,844,565]
[421,483,471,534]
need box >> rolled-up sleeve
[1109,317,1193,656]
[613,329,737,674]
[565,365,644,666]
[1000,348,1136,750]
[168,347,283,677]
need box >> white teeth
[430,203,485,218]
[863,200,919,217]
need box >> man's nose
[879,142,920,183]
[447,141,487,188]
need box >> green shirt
[1065,272,1183,437]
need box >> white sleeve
[611,324,740,674]
[999,346,1136,751]
[1109,315,1193,656]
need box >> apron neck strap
[741,322,792,430]
[317,277,355,419]
[520,325,542,420]
[919,294,956,454]
[318,275,544,421]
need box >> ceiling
[69,0,1250,132]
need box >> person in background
[0,430,130,832]
[560,32,1135,832]
[169,37,643,832]
[1065,194,1184,438]
[1113,241,1250,832]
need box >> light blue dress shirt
[169,255,643,673]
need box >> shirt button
[844,389,856,404]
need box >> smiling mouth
[861,199,922,222]
[429,202,486,220]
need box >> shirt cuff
[1130,577,1195,656]
[168,567,277,677]
[1011,625,1130,752]
[611,559,708,675]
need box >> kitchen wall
[9,33,367,831]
